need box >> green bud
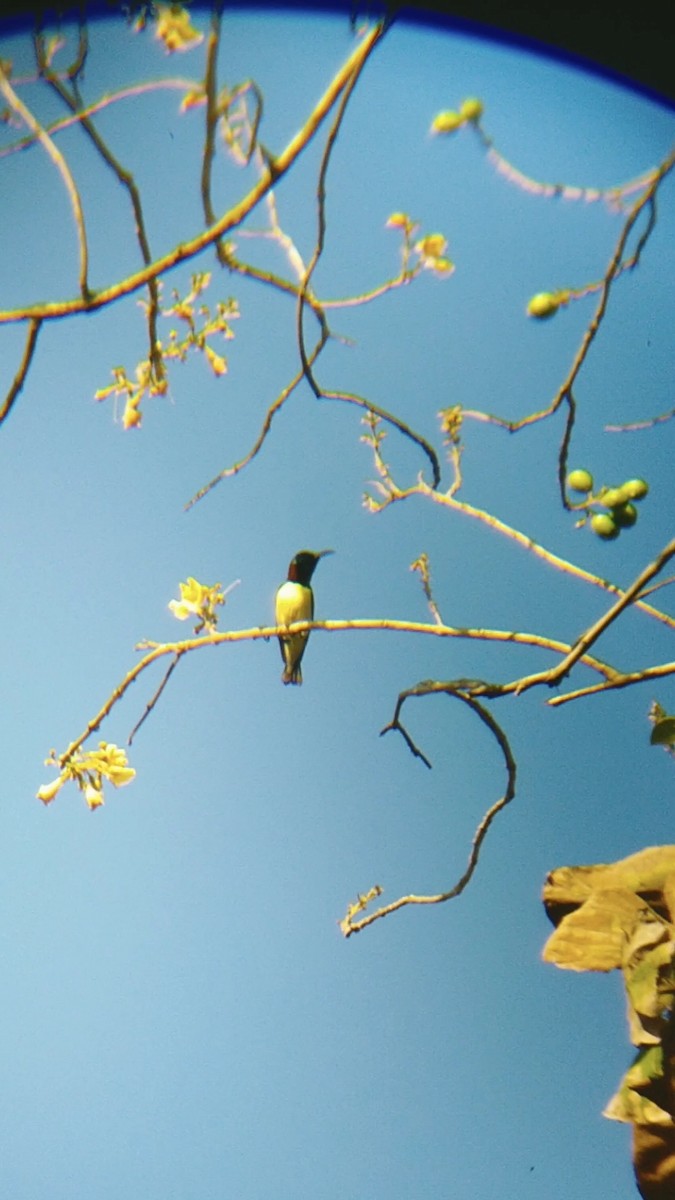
[430,111,463,135]
[591,513,620,540]
[567,469,594,493]
[612,502,638,528]
[527,292,559,319]
[622,478,649,501]
[459,97,484,122]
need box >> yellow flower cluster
[37,742,135,810]
[169,576,232,634]
[154,5,204,54]
[414,233,454,277]
[385,214,454,277]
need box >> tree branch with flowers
[6,6,674,1194]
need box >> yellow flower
[204,344,228,377]
[416,233,447,259]
[92,743,136,788]
[385,212,411,230]
[429,256,455,277]
[154,5,204,53]
[414,235,453,276]
[80,743,136,790]
[122,401,142,430]
[83,783,105,810]
[36,775,66,806]
[168,576,205,620]
[169,577,228,633]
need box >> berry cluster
[566,469,649,540]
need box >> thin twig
[0,79,203,162]
[342,687,517,936]
[128,654,180,745]
[0,318,42,425]
[548,660,675,707]
[34,30,164,382]
[408,479,675,632]
[606,406,675,433]
[0,62,90,298]
[199,4,221,230]
[462,147,675,434]
[56,615,619,770]
[0,22,386,326]
[510,537,675,696]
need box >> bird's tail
[282,664,303,685]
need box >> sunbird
[275,549,333,685]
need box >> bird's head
[288,549,334,584]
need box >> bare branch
[408,479,675,633]
[606,406,675,433]
[511,537,675,695]
[0,318,41,425]
[128,654,180,746]
[549,661,675,708]
[0,22,387,326]
[462,146,675,433]
[34,30,164,383]
[342,687,517,936]
[55,615,619,771]
[0,61,90,299]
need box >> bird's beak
[317,549,334,559]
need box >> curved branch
[548,660,675,707]
[0,79,203,162]
[0,63,90,299]
[606,406,675,433]
[462,146,675,433]
[0,23,386,326]
[185,350,321,509]
[509,536,675,696]
[199,5,221,230]
[0,318,42,425]
[34,31,163,381]
[293,39,441,489]
[56,615,620,769]
[408,479,675,632]
[341,685,517,936]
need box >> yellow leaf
[542,888,648,972]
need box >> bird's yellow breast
[275,580,314,625]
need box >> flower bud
[527,292,560,319]
[430,111,463,134]
[459,97,484,122]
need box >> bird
[275,549,333,685]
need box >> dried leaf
[542,888,647,971]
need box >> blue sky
[0,7,673,1198]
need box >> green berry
[591,513,620,540]
[622,478,649,501]
[527,292,559,319]
[430,111,463,134]
[567,468,594,493]
[612,502,638,528]
[601,486,629,508]
[459,97,484,122]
